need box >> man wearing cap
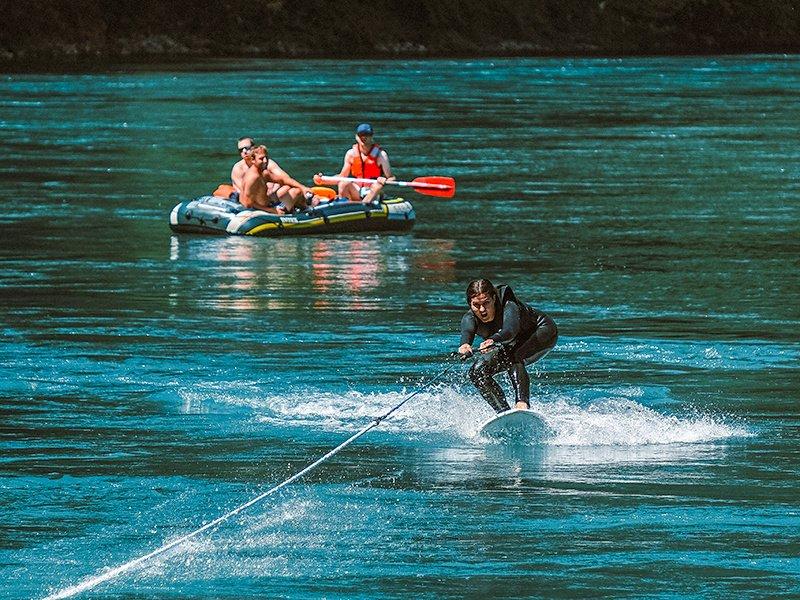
[336,123,395,203]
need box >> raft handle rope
[44,358,460,600]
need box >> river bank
[3,0,800,71]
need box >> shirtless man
[231,136,255,195]
[240,145,322,213]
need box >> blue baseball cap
[355,123,374,135]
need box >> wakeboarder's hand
[458,343,473,359]
[479,339,495,352]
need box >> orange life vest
[350,143,384,180]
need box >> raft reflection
[167,235,461,313]
[310,238,383,310]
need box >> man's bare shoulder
[242,167,259,181]
[263,159,288,181]
[231,160,247,179]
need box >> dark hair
[465,279,498,305]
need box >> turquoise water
[1,56,799,599]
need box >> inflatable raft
[169,195,415,237]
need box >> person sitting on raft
[240,145,324,214]
[335,123,395,204]
[457,279,558,413]
[231,136,255,197]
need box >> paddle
[313,174,455,198]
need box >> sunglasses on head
[238,144,253,153]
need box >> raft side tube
[169,196,414,237]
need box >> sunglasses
[238,144,253,153]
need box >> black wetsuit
[460,285,558,413]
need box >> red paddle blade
[410,176,456,197]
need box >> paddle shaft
[313,174,455,197]
[327,176,450,190]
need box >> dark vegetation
[2,0,800,69]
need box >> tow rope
[44,360,459,599]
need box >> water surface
[1,56,799,599]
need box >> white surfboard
[478,408,549,443]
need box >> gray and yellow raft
[169,195,415,237]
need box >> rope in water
[44,360,459,600]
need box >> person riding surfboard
[457,279,558,413]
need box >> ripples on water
[1,57,799,598]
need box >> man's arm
[267,160,309,192]
[378,150,395,180]
[360,151,395,203]
[231,161,247,192]
[337,149,355,177]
